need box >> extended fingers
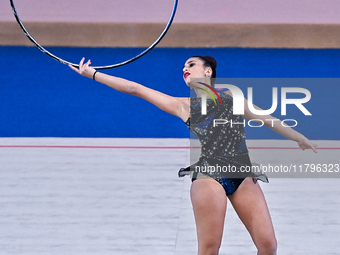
[69,58,94,79]
[298,139,318,153]
[311,143,318,153]
[68,64,80,73]
[85,59,91,67]
[79,57,85,68]
[68,58,85,73]
[306,141,318,153]
[301,141,318,153]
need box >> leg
[190,178,227,255]
[228,178,277,255]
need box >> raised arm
[69,58,189,122]
[238,93,318,153]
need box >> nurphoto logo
[197,81,312,128]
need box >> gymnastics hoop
[10,0,178,70]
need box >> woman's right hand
[69,57,96,79]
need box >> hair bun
[202,56,217,70]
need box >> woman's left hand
[69,57,96,79]
[297,137,318,153]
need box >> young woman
[69,56,317,255]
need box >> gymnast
[69,56,317,255]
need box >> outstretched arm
[241,96,318,153]
[69,58,189,122]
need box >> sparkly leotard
[178,92,268,195]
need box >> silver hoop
[10,0,178,70]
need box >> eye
[189,63,195,68]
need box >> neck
[192,78,214,98]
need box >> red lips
[184,72,190,79]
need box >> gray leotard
[178,93,268,195]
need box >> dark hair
[192,55,217,79]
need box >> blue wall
[0,46,339,139]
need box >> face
[182,57,211,86]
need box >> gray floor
[0,138,339,255]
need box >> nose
[183,66,188,73]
